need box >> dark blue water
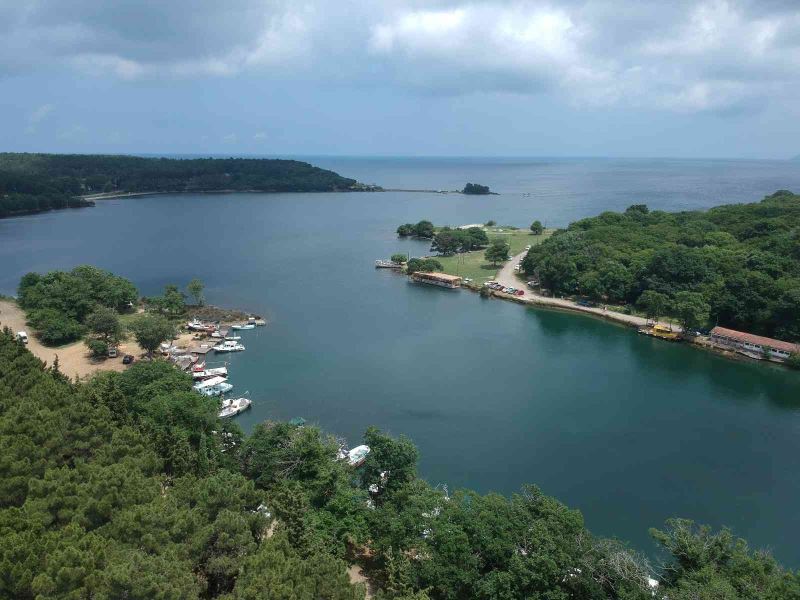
[2,157,800,565]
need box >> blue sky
[2,0,800,159]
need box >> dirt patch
[347,564,377,599]
[1,299,147,380]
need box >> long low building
[709,326,799,362]
[410,271,462,289]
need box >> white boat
[192,366,228,380]
[347,445,370,467]
[213,340,245,352]
[219,397,252,418]
[224,335,241,341]
[231,323,255,330]
[375,259,403,269]
[187,319,215,332]
[200,382,233,397]
[193,375,227,391]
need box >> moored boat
[213,340,245,352]
[192,366,228,380]
[347,445,370,467]
[219,397,252,418]
[231,323,255,330]
[375,259,403,269]
[200,382,233,397]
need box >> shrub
[85,338,109,358]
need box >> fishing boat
[192,366,228,380]
[347,445,370,467]
[213,340,245,352]
[219,397,252,418]
[375,259,403,269]
[231,323,256,330]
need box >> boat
[375,259,403,269]
[192,366,228,380]
[231,323,256,330]
[193,375,227,391]
[200,382,233,397]
[347,445,370,467]
[187,319,215,332]
[213,340,245,352]
[638,323,680,341]
[224,335,242,341]
[219,397,252,418]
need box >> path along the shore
[492,251,682,333]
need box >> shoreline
[441,249,793,369]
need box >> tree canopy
[462,183,491,195]
[0,329,797,599]
[0,153,360,218]
[522,191,800,341]
[18,265,138,345]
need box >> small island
[462,182,492,195]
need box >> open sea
[3,156,800,564]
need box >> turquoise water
[2,157,800,564]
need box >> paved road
[492,252,681,332]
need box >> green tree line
[1,326,797,598]
[522,191,800,340]
[0,153,359,218]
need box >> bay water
[2,157,800,564]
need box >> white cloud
[253,132,267,141]
[223,133,238,144]
[25,103,55,133]
[2,0,800,114]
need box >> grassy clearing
[433,228,553,286]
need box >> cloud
[223,133,238,144]
[253,132,267,141]
[1,1,799,114]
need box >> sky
[2,0,800,159]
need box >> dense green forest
[522,191,800,340]
[1,327,798,598]
[0,153,361,218]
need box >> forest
[522,191,800,341]
[0,153,360,218]
[1,327,798,598]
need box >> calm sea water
[3,157,800,564]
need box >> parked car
[515,290,525,296]
[16,331,29,344]
[122,354,135,365]
[107,347,118,358]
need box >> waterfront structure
[709,326,799,362]
[410,271,462,288]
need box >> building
[410,271,462,289]
[709,326,799,362]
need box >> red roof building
[709,326,799,360]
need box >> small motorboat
[375,259,403,269]
[192,366,228,380]
[231,323,256,330]
[347,445,370,467]
[224,335,241,341]
[213,340,245,352]
[219,397,252,418]
[200,382,233,397]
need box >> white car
[16,331,28,344]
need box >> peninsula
[0,152,371,219]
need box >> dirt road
[492,252,681,332]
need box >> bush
[85,338,109,358]
[406,258,443,274]
[786,353,800,370]
[28,308,84,345]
